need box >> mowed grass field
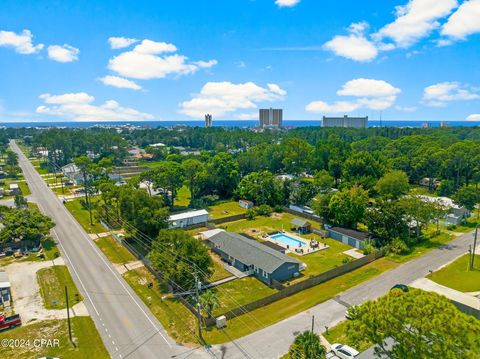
[428,254,480,292]
[64,198,105,233]
[0,317,109,359]
[37,265,83,309]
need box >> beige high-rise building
[322,115,368,128]
[259,108,283,128]
[205,114,212,128]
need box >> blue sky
[0,0,479,123]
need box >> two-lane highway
[11,140,208,359]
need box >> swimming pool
[271,233,306,248]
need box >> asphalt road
[10,140,211,359]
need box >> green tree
[282,138,313,175]
[375,170,410,199]
[0,207,55,244]
[346,288,480,358]
[199,289,219,318]
[288,331,326,359]
[288,179,316,206]
[313,169,334,193]
[454,185,479,213]
[398,196,436,237]
[74,155,94,225]
[182,159,210,200]
[343,151,384,190]
[236,171,280,206]
[365,200,409,245]
[328,186,369,228]
[311,192,334,223]
[152,161,185,206]
[149,229,213,290]
[208,153,239,198]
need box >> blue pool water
[271,233,305,248]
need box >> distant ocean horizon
[2,120,480,129]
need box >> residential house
[62,163,84,185]
[418,195,469,225]
[8,183,20,195]
[326,226,370,250]
[168,209,209,229]
[207,231,303,285]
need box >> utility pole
[65,286,73,344]
[472,226,478,269]
[194,270,204,344]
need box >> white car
[331,343,359,359]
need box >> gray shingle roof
[209,232,301,273]
[291,218,311,227]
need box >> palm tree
[288,330,326,359]
[199,290,219,318]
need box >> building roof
[199,228,225,239]
[329,226,370,241]
[62,163,80,174]
[260,241,285,252]
[291,218,311,227]
[0,271,10,288]
[209,231,301,273]
[417,195,463,210]
[9,184,19,189]
[168,209,209,222]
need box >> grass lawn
[175,185,191,207]
[208,200,247,219]
[37,265,83,309]
[95,235,136,264]
[203,258,397,344]
[213,276,278,316]
[64,198,105,233]
[323,320,372,352]
[0,317,109,359]
[210,251,232,282]
[123,266,200,345]
[427,254,480,292]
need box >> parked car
[331,344,359,359]
[391,284,409,292]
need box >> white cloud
[108,39,217,80]
[179,81,286,118]
[0,29,44,54]
[108,37,138,49]
[423,82,480,106]
[98,75,142,90]
[306,101,361,114]
[323,22,378,62]
[275,0,300,8]
[466,114,480,121]
[306,78,401,114]
[395,105,418,112]
[337,78,401,97]
[441,0,480,40]
[236,113,258,120]
[47,44,79,62]
[36,92,153,121]
[374,0,458,48]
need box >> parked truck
[0,313,21,331]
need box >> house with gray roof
[207,231,304,285]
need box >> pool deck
[263,231,329,256]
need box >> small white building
[0,271,11,305]
[168,209,209,229]
[9,183,20,195]
[239,199,254,209]
[62,163,84,185]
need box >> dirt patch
[271,212,284,220]
[244,228,264,238]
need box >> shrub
[389,237,409,255]
[256,204,272,216]
[246,208,256,220]
[273,204,283,213]
[363,238,375,255]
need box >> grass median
[37,265,83,309]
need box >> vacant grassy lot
[0,317,109,359]
[37,265,83,309]
[204,257,397,343]
[213,276,278,316]
[64,198,105,233]
[323,320,372,352]
[95,235,136,264]
[210,251,232,282]
[123,266,199,345]
[387,231,454,263]
[209,200,247,219]
[427,254,480,292]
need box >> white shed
[168,209,209,229]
